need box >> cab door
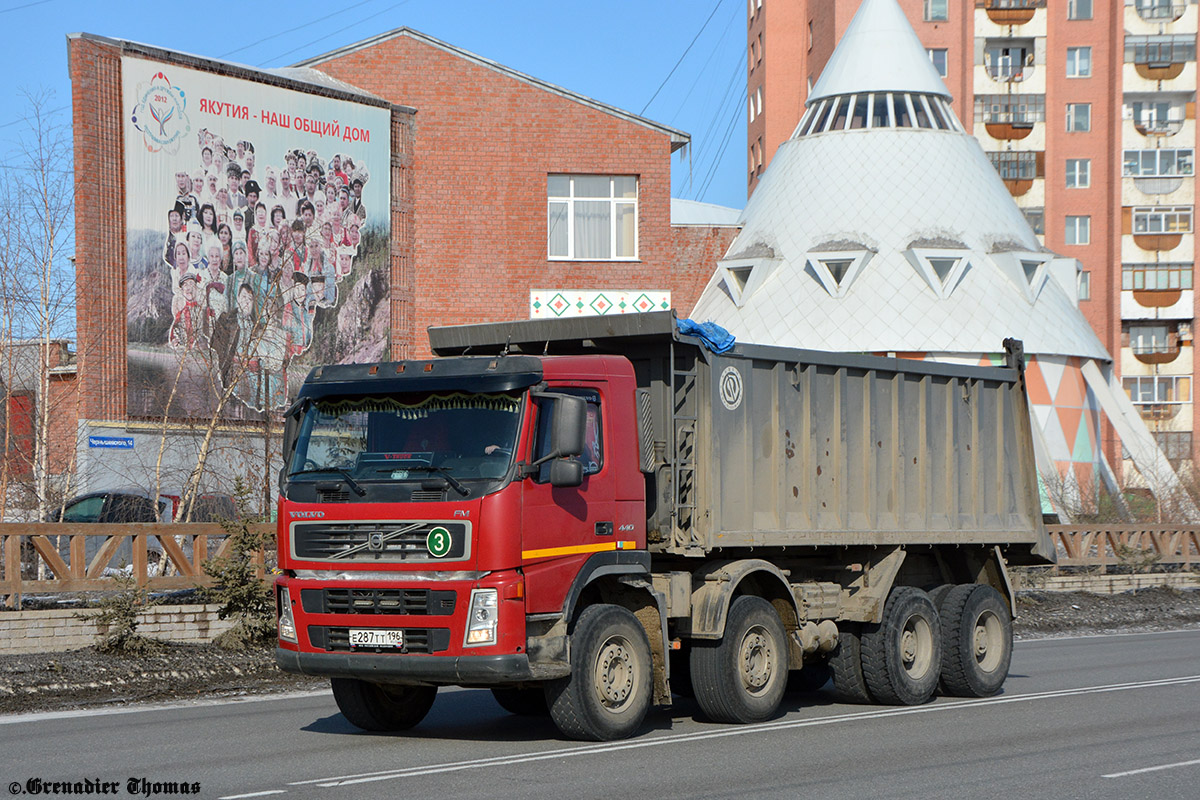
[520,386,618,614]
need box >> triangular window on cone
[904,248,973,299]
[805,250,874,298]
[718,257,781,307]
[991,251,1053,302]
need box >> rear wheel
[331,678,437,731]
[546,604,652,741]
[861,587,942,706]
[829,622,872,703]
[690,596,788,724]
[939,584,1012,698]
[491,687,548,716]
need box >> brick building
[298,28,737,356]
[751,0,1200,474]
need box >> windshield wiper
[376,465,470,497]
[287,467,367,496]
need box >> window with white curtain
[548,175,638,261]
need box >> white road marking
[287,674,1200,788]
[218,791,288,799]
[1016,627,1200,644]
[1103,758,1200,779]
[0,690,329,726]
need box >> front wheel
[331,678,437,731]
[690,595,788,724]
[546,604,652,741]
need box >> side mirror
[550,395,586,458]
[549,458,584,488]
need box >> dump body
[429,310,1052,565]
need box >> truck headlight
[278,587,297,644]
[464,588,498,646]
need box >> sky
[0,0,751,212]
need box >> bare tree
[0,90,76,521]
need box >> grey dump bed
[430,311,1052,565]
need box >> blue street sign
[88,436,135,449]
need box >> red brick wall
[672,225,741,314]
[309,34,695,357]
[69,36,126,422]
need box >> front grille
[411,490,447,502]
[317,488,350,503]
[292,520,469,562]
[308,625,451,654]
[300,587,456,616]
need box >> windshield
[289,392,523,484]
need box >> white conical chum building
[692,0,1195,519]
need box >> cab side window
[533,390,603,482]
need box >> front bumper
[275,647,534,685]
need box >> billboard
[122,56,391,419]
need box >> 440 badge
[426,526,453,558]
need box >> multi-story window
[975,94,1045,125]
[1136,0,1185,22]
[1066,103,1091,132]
[986,151,1038,180]
[1023,208,1045,235]
[986,43,1032,81]
[1066,47,1092,77]
[1154,431,1193,462]
[1123,149,1195,177]
[928,48,948,78]
[1129,324,1172,354]
[547,175,638,261]
[1124,374,1190,402]
[924,0,948,21]
[1065,215,1090,245]
[1125,35,1196,66]
[1066,158,1090,188]
[1068,0,1092,19]
[1122,263,1194,290]
[1132,205,1193,234]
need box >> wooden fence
[1,523,1197,607]
[0,522,273,607]
[1045,524,1200,572]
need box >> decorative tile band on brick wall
[0,604,236,655]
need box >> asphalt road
[2,629,1199,800]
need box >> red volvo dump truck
[275,311,1052,741]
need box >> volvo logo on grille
[368,532,385,551]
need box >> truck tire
[330,678,437,731]
[491,687,548,716]
[546,604,652,741]
[861,586,942,706]
[690,595,788,724]
[829,623,873,704]
[787,660,831,694]
[938,584,1012,698]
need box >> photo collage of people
[161,129,372,410]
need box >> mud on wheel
[861,586,942,706]
[546,604,652,741]
[938,584,1013,698]
[690,595,788,724]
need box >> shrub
[202,516,277,649]
[76,571,162,655]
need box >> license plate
[349,629,403,648]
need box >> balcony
[1126,35,1196,81]
[1135,0,1186,23]
[986,150,1042,196]
[984,42,1036,84]
[979,0,1044,26]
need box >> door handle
[595,521,613,536]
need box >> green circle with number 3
[427,526,452,558]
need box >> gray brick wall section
[0,604,237,655]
